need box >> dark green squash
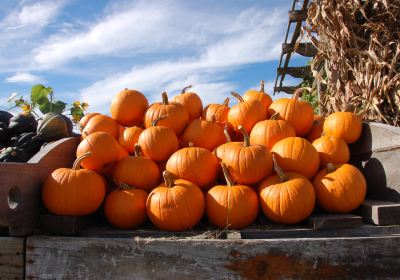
[61,114,73,136]
[0,142,6,150]
[0,147,28,162]
[8,113,37,135]
[11,132,44,158]
[0,122,10,142]
[0,110,13,126]
[36,113,70,142]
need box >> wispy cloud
[5,72,45,84]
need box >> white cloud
[5,72,45,84]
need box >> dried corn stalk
[305,0,400,126]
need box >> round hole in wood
[8,186,20,210]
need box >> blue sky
[0,0,308,114]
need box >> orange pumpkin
[42,152,106,215]
[243,80,273,111]
[313,163,366,213]
[259,156,315,224]
[110,88,149,127]
[79,112,100,130]
[271,137,319,179]
[312,135,350,167]
[306,115,325,142]
[76,132,120,171]
[206,163,259,229]
[82,114,120,139]
[146,171,205,231]
[268,89,314,137]
[138,115,179,162]
[101,143,129,178]
[104,186,148,229]
[228,92,266,133]
[181,116,226,151]
[144,92,189,135]
[214,126,273,184]
[171,85,203,121]
[250,112,296,150]
[323,112,362,144]
[118,126,143,153]
[166,144,219,190]
[202,97,230,127]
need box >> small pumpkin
[228,92,266,133]
[146,170,205,231]
[104,185,148,229]
[8,113,37,135]
[323,112,362,144]
[144,92,189,135]
[172,85,203,121]
[271,137,319,179]
[79,112,100,130]
[306,115,325,142]
[312,135,350,167]
[259,156,315,224]
[36,113,70,142]
[268,89,314,137]
[206,163,259,229]
[138,115,179,162]
[313,163,366,213]
[118,126,143,153]
[82,114,120,139]
[214,126,273,185]
[110,88,149,127]
[0,110,13,126]
[243,80,273,111]
[202,97,230,127]
[42,152,106,215]
[0,147,28,162]
[250,112,296,150]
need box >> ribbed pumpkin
[323,112,362,144]
[79,112,100,130]
[202,97,230,127]
[166,144,219,190]
[206,163,259,229]
[227,92,266,133]
[104,186,148,229]
[250,113,296,150]
[42,152,106,215]
[146,171,205,231]
[313,163,366,213]
[312,135,350,167]
[82,114,120,139]
[171,85,203,121]
[138,115,179,162]
[243,80,273,111]
[268,89,314,136]
[271,137,319,179]
[76,132,120,171]
[214,126,273,184]
[181,116,226,151]
[144,92,189,135]
[36,113,70,142]
[118,126,143,153]
[259,156,315,224]
[306,115,325,142]
[110,88,149,127]
[113,144,160,192]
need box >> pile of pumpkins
[42,81,366,231]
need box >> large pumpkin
[271,137,319,179]
[172,85,203,121]
[306,115,325,142]
[202,97,230,127]
[259,156,315,224]
[138,115,179,162]
[243,80,273,111]
[79,112,100,130]
[312,135,350,167]
[268,89,314,136]
[206,163,259,229]
[227,92,266,133]
[82,114,120,139]
[323,112,362,144]
[146,171,205,231]
[214,126,273,184]
[42,152,106,215]
[166,144,219,190]
[250,112,296,150]
[144,92,189,135]
[110,88,149,127]
[118,126,143,153]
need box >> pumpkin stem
[181,85,192,94]
[260,80,265,93]
[238,126,250,147]
[117,182,135,190]
[224,125,231,143]
[72,152,92,170]
[211,114,216,123]
[272,154,288,182]
[321,131,326,137]
[152,115,168,126]
[326,163,336,173]
[231,92,244,103]
[221,162,234,187]
[270,112,280,120]
[134,144,142,157]
[162,92,169,105]
[222,97,230,107]
[292,87,312,100]
[163,170,174,188]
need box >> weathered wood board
[358,200,400,225]
[0,237,24,280]
[26,235,400,280]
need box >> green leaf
[39,102,51,114]
[31,84,50,104]
[51,101,66,113]
[36,96,49,105]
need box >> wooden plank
[0,237,24,280]
[358,200,400,225]
[288,10,308,23]
[307,214,363,230]
[38,214,96,235]
[26,235,400,279]
[282,42,317,57]
[277,66,311,78]
[274,86,298,94]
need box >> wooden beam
[289,10,308,23]
[274,86,298,95]
[277,66,311,79]
[0,237,24,279]
[282,43,317,57]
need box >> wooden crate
[0,237,24,280]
